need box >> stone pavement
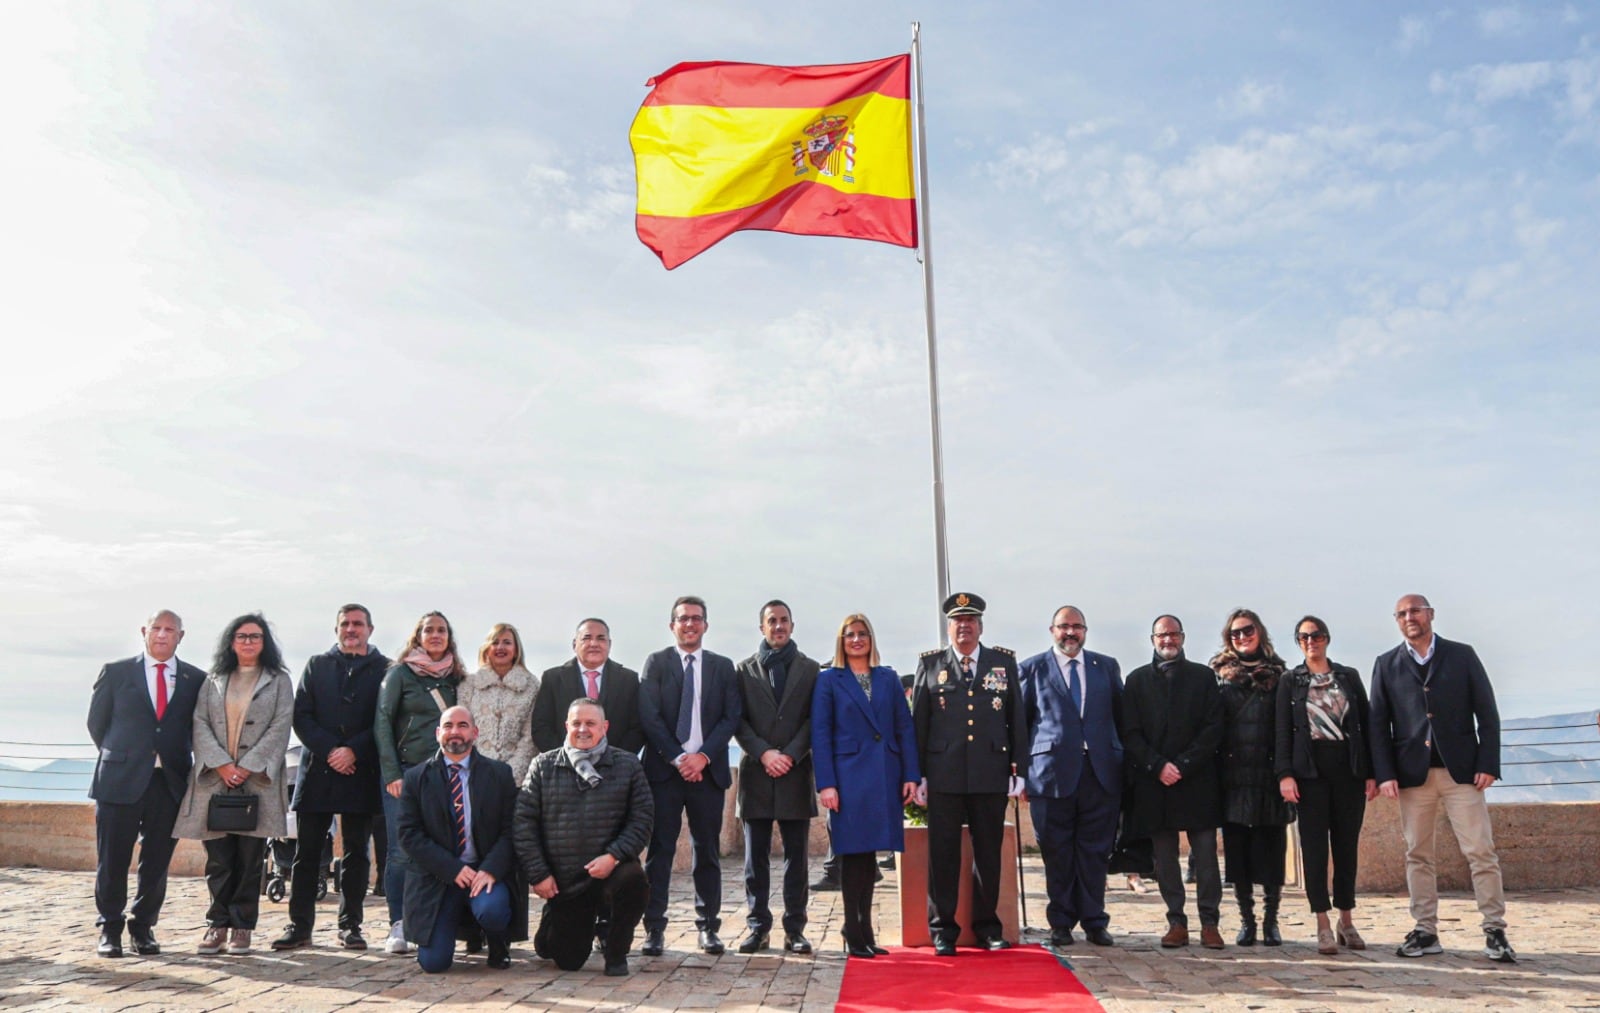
[3,862,1598,1012]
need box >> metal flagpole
[910,21,951,646]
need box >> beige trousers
[1397,767,1507,933]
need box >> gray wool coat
[173,667,295,841]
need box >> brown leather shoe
[1200,925,1225,949]
[1160,924,1189,948]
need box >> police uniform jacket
[912,644,1025,794]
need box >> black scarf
[757,639,798,700]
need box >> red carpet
[836,945,1103,1013]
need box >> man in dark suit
[911,592,1026,955]
[272,603,389,951]
[733,600,820,955]
[1370,593,1513,963]
[531,618,644,755]
[398,705,527,972]
[86,609,206,958]
[1019,605,1123,949]
[1122,614,1225,950]
[637,595,743,956]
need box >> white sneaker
[386,922,410,955]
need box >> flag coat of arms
[629,55,917,269]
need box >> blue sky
[5,2,1597,750]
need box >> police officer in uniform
[911,593,1026,955]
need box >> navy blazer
[1018,647,1124,798]
[87,655,206,805]
[1369,636,1500,788]
[637,646,743,789]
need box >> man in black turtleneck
[1120,614,1225,950]
[271,604,390,952]
[732,600,821,955]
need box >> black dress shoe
[933,938,957,957]
[980,936,1013,951]
[810,875,840,892]
[604,956,630,976]
[640,930,665,956]
[1049,928,1075,948]
[1084,927,1115,947]
[464,927,484,955]
[486,939,510,969]
[271,925,312,951]
[845,940,877,958]
[97,929,123,958]
[736,931,769,954]
[127,921,160,955]
[699,930,725,955]
[783,933,812,954]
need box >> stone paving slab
[2,863,1598,1011]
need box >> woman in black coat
[1276,615,1376,954]
[1211,609,1294,947]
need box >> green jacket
[375,663,459,785]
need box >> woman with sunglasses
[811,614,920,958]
[1210,609,1294,946]
[1275,615,1376,954]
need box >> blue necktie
[1068,659,1083,715]
[675,654,696,743]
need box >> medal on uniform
[937,671,948,685]
[992,696,1003,711]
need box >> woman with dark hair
[1210,608,1294,946]
[375,611,467,955]
[1276,615,1376,954]
[812,614,920,958]
[174,613,295,955]
[458,623,539,785]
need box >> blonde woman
[459,624,539,785]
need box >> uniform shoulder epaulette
[920,648,944,659]
[991,645,1016,657]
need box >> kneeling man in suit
[398,706,527,972]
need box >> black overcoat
[1121,655,1224,837]
[291,646,389,814]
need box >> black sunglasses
[1227,624,1257,641]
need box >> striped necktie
[447,763,468,857]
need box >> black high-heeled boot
[1262,885,1283,946]
[1234,885,1257,946]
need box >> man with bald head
[87,609,206,958]
[1370,594,1514,963]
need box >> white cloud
[1219,79,1284,117]
[1395,15,1431,53]
[1476,5,1527,38]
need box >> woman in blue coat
[812,613,920,958]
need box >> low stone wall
[7,794,1590,889]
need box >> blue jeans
[380,768,416,924]
[416,881,512,974]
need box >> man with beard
[1370,594,1513,963]
[516,699,654,977]
[1017,606,1123,948]
[733,600,820,955]
[530,618,644,755]
[273,604,389,952]
[398,706,527,972]
[911,592,1026,955]
[1121,615,1225,950]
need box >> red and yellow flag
[629,55,917,270]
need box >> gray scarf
[563,738,609,789]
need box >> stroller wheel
[316,878,329,901]
[267,879,287,903]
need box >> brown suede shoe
[1160,924,1189,948]
[1200,925,1225,949]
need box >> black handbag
[207,788,260,833]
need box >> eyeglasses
[1394,607,1432,619]
[1153,632,1184,641]
[672,615,706,626]
[1227,625,1258,641]
[234,632,264,643]
[1051,623,1087,633]
[1296,632,1329,644]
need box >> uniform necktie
[1068,658,1083,714]
[675,655,696,743]
[961,655,974,686]
[447,762,468,857]
[154,662,168,720]
[585,670,599,700]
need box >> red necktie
[154,662,168,721]
[585,670,599,699]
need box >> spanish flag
[630,55,917,270]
